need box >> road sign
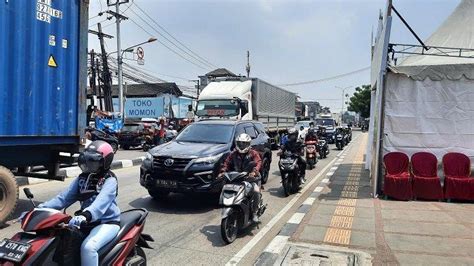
[137,47,144,59]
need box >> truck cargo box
[0,0,88,147]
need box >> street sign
[137,47,144,59]
[107,0,129,6]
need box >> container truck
[196,77,296,146]
[0,0,89,222]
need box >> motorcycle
[317,138,329,159]
[304,140,318,169]
[335,132,345,150]
[85,127,119,153]
[220,172,266,244]
[0,188,154,265]
[279,151,302,196]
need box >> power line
[132,1,219,69]
[126,6,213,70]
[127,17,210,71]
[278,67,370,87]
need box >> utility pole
[89,24,114,111]
[106,2,129,116]
[190,79,200,98]
[336,86,352,125]
[246,51,251,78]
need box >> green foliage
[347,85,371,118]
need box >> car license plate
[0,239,31,263]
[156,179,177,188]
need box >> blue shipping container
[0,0,88,146]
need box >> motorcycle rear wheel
[221,209,238,244]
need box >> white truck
[196,78,296,146]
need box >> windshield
[296,121,311,128]
[196,100,238,117]
[176,124,234,144]
[315,119,335,127]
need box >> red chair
[383,152,412,200]
[443,153,473,201]
[411,152,444,200]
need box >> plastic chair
[383,152,412,200]
[411,152,444,200]
[443,153,473,201]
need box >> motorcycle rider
[280,127,307,184]
[305,122,318,142]
[36,140,120,266]
[219,133,263,223]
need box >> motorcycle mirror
[24,188,34,199]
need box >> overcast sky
[88,0,460,112]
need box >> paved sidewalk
[256,133,474,265]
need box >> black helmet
[78,140,114,174]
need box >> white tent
[368,0,474,194]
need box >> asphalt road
[1,133,358,265]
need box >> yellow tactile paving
[322,134,368,246]
[334,206,356,216]
[330,215,354,228]
[341,191,358,198]
[337,198,357,206]
[323,228,352,245]
[343,185,359,192]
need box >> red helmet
[78,140,114,174]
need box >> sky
[87,0,460,112]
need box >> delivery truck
[196,77,296,146]
[0,0,89,222]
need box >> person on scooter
[37,140,120,266]
[305,122,318,143]
[280,127,307,184]
[219,133,262,223]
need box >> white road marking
[321,178,330,183]
[303,197,316,206]
[288,213,306,224]
[263,235,289,254]
[330,166,338,171]
[226,154,340,265]
[121,160,133,168]
[326,171,334,176]
[314,186,324,192]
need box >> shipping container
[0,0,89,222]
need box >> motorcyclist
[280,128,307,183]
[36,141,120,266]
[305,122,318,142]
[219,133,262,223]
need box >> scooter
[0,188,154,265]
[305,140,318,169]
[219,172,266,244]
[317,138,329,159]
[335,133,344,150]
[279,151,302,196]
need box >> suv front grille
[153,156,193,170]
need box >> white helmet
[235,133,252,154]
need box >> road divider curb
[20,157,145,186]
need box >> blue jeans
[81,223,120,266]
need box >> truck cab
[196,80,253,120]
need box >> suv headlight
[193,153,224,165]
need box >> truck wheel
[0,166,19,223]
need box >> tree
[347,85,371,118]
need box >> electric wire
[278,67,370,87]
[127,17,210,71]
[132,1,218,69]
[126,6,213,70]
